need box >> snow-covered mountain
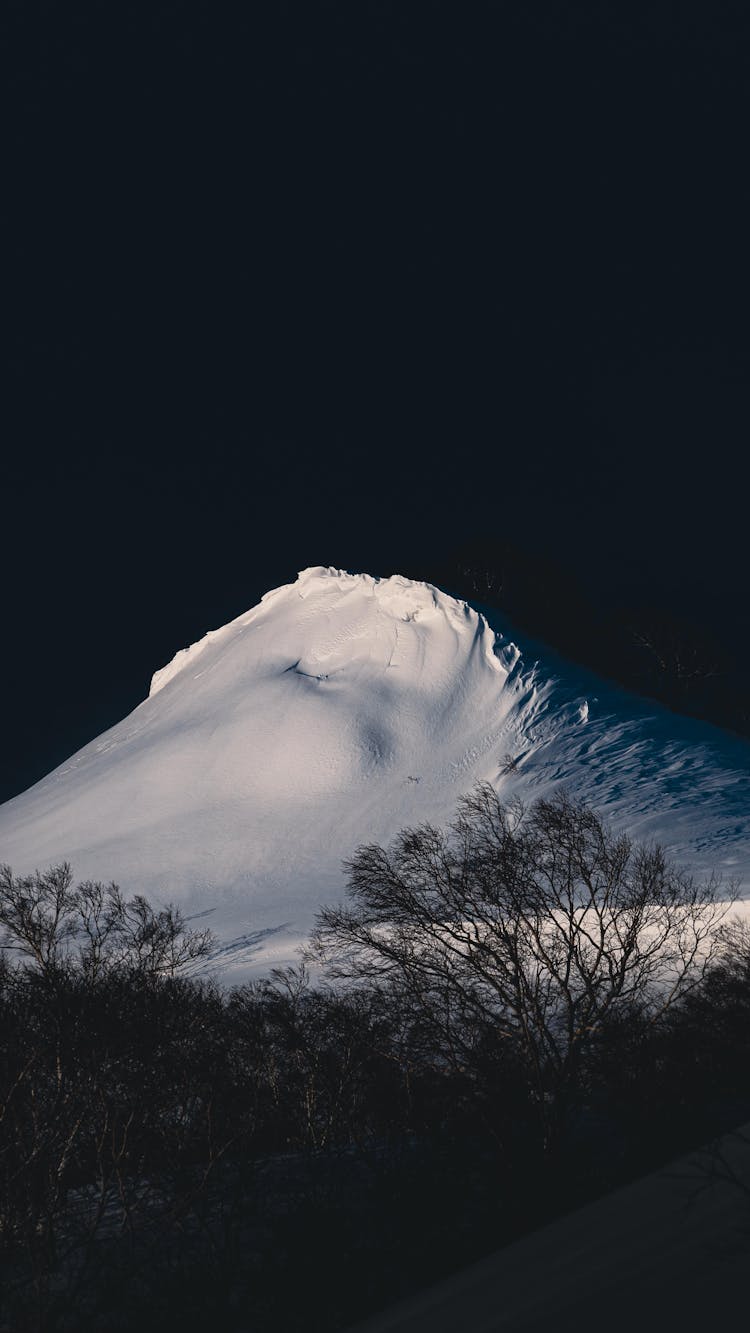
[1,566,748,979]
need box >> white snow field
[1,566,748,980]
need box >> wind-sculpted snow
[1,566,748,979]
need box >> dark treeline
[2,793,750,1331]
[408,542,750,739]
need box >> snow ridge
[148,567,508,698]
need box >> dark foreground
[347,1125,750,1333]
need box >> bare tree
[0,864,214,979]
[0,863,77,975]
[311,785,732,1150]
[628,609,727,697]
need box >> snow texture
[1,567,748,980]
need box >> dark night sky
[5,2,750,804]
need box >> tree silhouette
[312,785,731,1150]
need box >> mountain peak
[149,567,507,700]
[1,569,748,980]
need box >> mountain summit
[1,567,748,977]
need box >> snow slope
[1,567,748,980]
